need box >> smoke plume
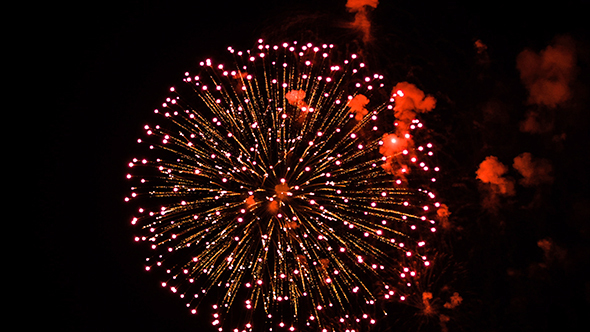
[345,0,379,43]
[476,156,515,196]
[513,152,554,187]
[286,89,309,110]
[392,82,436,130]
[516,35,576,108]
[379,82,435,177]
[347,94,370,120]
[436,203,452,230]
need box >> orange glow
[245,195,255,207]
[345,0,379,42]
[285,89,309,110]
[476,156,515,196]
[513,152,554,186]
[379,133,408,155]
[275,183,290,200]
[516,35,576,108]
[347,94,370,121]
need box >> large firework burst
[126,39,441,332]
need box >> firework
[126,39,441,332]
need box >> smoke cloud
[379,132,410,177]
[347,94,370,121]
[392,82,436,130]
[285,89,309,110]
[476,156,515,196]
[474,39,487,54]
[443,292,463,309]
[437,204,452,230]
[537,238,567,267]
[474,39,490,65]
[516,36,576,108]
[379,133,409,155]
[379,82,436,177]
[476,156,516,212]
[345,0,379,43]
[513,152,554,187]
[519,110,554,133]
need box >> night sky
[37,1,589,331]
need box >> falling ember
[127,39,442,332]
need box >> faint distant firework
[126,39,442,332]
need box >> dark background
[36,1,589,331]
